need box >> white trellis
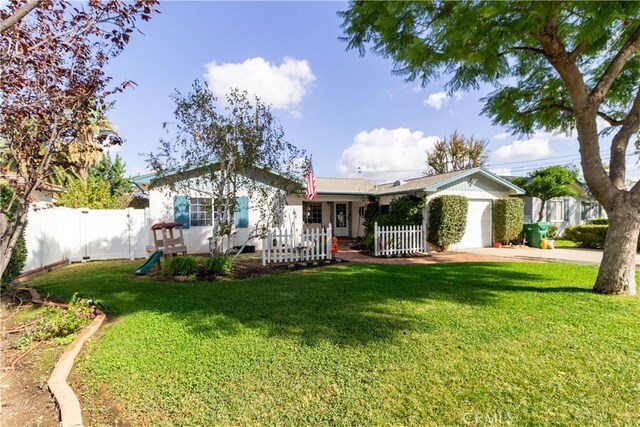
[262,224,332,265]
[374,222,426,256]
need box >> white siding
[148,185,304,253]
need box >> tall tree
[512,166,578,222]
[0,0,158,278]
[56,175,120,209]
[341,1,640,295]
[146,81,304,257]
[90,153,132,198]
[426,131,488,176]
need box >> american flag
[305,158,317,200]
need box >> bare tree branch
[0,0,43,34]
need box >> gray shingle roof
[374,169,469,195]
[316,177,377,194]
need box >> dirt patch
[0,291,61,427]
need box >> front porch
[302,197,367,238]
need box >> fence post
[326,223,332,259]
[374,222,379,256]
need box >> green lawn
[553,239,578,248]
[29,261,640,426]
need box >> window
[189,197,213,227]
[548,199,564,222]
[303,202,322,224]
[358,206,365,218]
[581,201,597,221]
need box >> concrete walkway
[464,247,640,267]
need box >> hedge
[588,218,609,225]
[1,184,27,288]
[428,195,468,251]
[564,225,640,250]
[492,198,524,244]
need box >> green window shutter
[174,195,190,229]
[235,196,249,228]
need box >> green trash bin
[523,223,549,248]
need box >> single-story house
[133,166,524,253]
[519,180,607,235]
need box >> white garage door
[456,200,492,249]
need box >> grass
[28,261,640,426]
[553,239,578,248]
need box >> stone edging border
[17,287,106,427]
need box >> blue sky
[103,1,636,183]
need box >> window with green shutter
[235,196,249,228]
[173,195,190,229]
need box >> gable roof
[132,162,303,192]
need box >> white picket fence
[262,224,332,265]
[374,222,426,257]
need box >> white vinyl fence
[374,222,426,257]
[262,224,332,265]
[22,207,151,273]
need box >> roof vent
[393,180,404,187]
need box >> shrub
[17,294,94,347]
[548,225,558,239]
[366,195,425,232]
[492,198,524,244]
[362,196,380,235]
[2,230,26,287]
[588,218,609,225]
[165,256,198,276]
[362,233,375,251]
[204,255,233,276]
[385,196,424,226]
[564,225,608,249]
[1,184,27,288]
[427,195,468,251]
[564,224,640,250]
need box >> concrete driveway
[464,246,640,267]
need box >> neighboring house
[133,166,523,253]
[0,174,66,207]
[519,180,607,235]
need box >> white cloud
[424,91,449,110]
[337,127,440,182]
[204,56,316,116]
[424,91,462,110]
[492,132,510,141]
[492,135,552,162]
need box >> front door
[334,203,349,237]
